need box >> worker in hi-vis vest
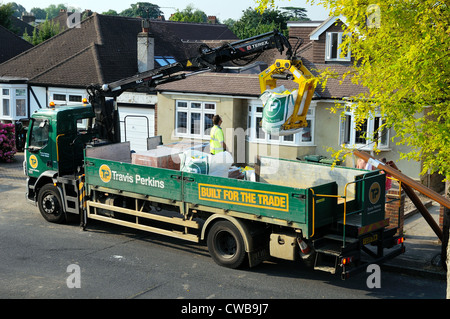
[210,115,227,155]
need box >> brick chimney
[137,19,155,72]
[21,14,35,24]
[207,16,217,24]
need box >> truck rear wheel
[38,184,65,224]
[207,220,246,269]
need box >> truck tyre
[38,184,65,224]
[207,220,246,269]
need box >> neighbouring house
[156,15,428,183]
[0,13,238,152]
[0,24,33,64]
[10,15,36,37]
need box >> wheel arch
[201,215,254,253]
[32,171,66,213]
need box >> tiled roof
[157,43,368,99]
[10,16,36,37]
[149,20,238,42]
[0,25,33,64]
[0,14,238,88]
[158,72,262,97]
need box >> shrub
[0,123,17,162]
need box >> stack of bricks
[385,183,406,236]
[132,147,181,170]
[131,142,207,170]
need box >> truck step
[313,253,338,274]
[314,265,337,274]
[314,242,342,256]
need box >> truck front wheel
[38,184,65,224]
[207,220,246,269]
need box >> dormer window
[326,32,351,62]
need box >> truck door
[26,117,53,178]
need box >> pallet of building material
[131,146,181,170]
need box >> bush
[0,123,17,162]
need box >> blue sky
[15,0,330,21]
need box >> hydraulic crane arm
[86,30,293,143]
[98,30,293,98]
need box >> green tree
[23,15,62,45]
[102,10,119,16]
[257,0,450,180]
[169,4,207,23]
[281,6,310,20]
[0,3,14,30]
[45,4,67,19]
[120,2,162,18]
[226,7,296,39]
[9,2,26,18]
[30,7,47,19]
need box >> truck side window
[29,119,49,149]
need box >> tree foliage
[0,3,14,30]
[9,2,26,18]
[30,7,47,19]
[257,0,450,179]
[225,7,299,39]
[43,4,67,19]
[23,16,62,45]
[281,6,309,20]
[120,2,162,18]
[169,4,208,23]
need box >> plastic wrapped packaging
[180,150,233,178]
[260,86,303,136]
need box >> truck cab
[25,104,97,222]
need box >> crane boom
[99,30,293,97]
[86,30,294,143]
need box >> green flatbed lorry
[23,30,404,279]
[24,104,404,279]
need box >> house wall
[30,86,46,113]
[157,92,240,149]
[313,101,422,180]
[313,21,347,63]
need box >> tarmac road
[0,153,447,301]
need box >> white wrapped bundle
[260,86,303,136]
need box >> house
[156,15,425,182]
[10,15,36,37]
[0,13,238,151]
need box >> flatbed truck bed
[77,142,404,278]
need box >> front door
[26,117,53,178]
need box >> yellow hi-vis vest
[210,125,224,154]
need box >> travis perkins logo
[99,164,165,189]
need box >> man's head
[213,115,222,126]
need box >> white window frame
[339,109,390,151]
[0,85,28,120]
[1,87,11,118]
[174,100,216,140]
[48,89,86,106]
[326,32,351,62]
[247,101,315,146]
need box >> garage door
[118,106,155,152]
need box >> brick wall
[385,183,405,236]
